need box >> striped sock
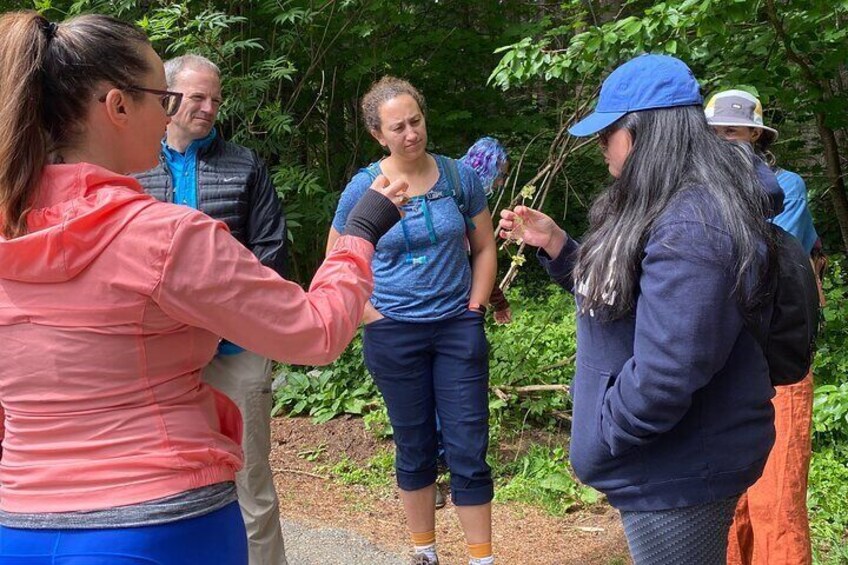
[411,530,437,562]
[468,541,494,565]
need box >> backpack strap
[361,161,382,183]
[437,155,476,231]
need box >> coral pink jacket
[0,164,373,513]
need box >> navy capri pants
[363,310,493,506]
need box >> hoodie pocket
[569,366,614,484]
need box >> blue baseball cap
[568,54,703,137]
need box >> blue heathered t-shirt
[332,155,487,322]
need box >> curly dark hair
[360,76,426,132]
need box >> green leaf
[664,39,678,54]
[539,472,575,493]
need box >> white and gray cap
[704,89,778,147]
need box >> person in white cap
[706,88,819,565]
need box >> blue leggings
[0,501,247,565]
[363,310,493,506]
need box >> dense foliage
[19,0,556,279]
[18,0,845,271]
[489,0,848,254]
[809,255,848,563]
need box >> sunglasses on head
[98,86,183,117]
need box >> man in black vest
[136,54,288,565]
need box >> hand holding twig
[498,206,566,255]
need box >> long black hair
[574,105,773,319]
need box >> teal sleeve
[772,172,818,254]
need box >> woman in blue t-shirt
[326,76,497,565]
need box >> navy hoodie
[540,163,784,511]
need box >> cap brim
[568,110,627,137]
[705,119,779,140]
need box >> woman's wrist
[468,303,487,314]
[343,190,401,245]
[543,227,568,259]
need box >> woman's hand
[342,174,409,245]
[493,307,512,325]
[370,174,409,211]
[362,303,385,325]
[498,206,568,258]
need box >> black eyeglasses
[98,86,183,117]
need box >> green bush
[494,444,599,515]
[322,449,395,491]
[271,337,377,424]
[809,445,848,565]
[809,255,848,564]
[487,285,577,426]
[812,254,848,449]
[813,382,848,445]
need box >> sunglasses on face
[598,126,617,148]
[98,86,183,117]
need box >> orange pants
[727,373,814,565]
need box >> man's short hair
[164,54,221,89]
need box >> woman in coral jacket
[0,12,405,565]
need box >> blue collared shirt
[162,128,218,210]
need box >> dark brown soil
[270,415,631,565]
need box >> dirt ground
[270,416,631,565]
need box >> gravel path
[282,518,407,565]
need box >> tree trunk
[816,114,848,253]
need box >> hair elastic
[39,19,58,40]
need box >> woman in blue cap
[498,54,778,564]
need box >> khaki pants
[203,351,287,565]
[727,373,814,565]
